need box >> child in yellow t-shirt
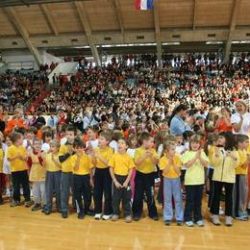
[133,132,159,221]
[159,141,183,226]
[43,140,61,215]
[92,131,114,220]
[181,135,209,227]
[28,140,46,211]
[234,134,249,220]
[58,125,76,218]
[7,132,32,207]
[71,138,93,219]
[109,139,134,223]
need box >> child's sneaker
[94,213,102,220]
[150,216,159,221]
[185,221,194,227]
[164,220,171,226]
[236,215,248,221]
[211,215,221,226]
[31,203,41,211]
[78,213,85,220]
[102,214,112,220]
[61,212,68,219]
[10,200,20,207]
[196,220,204,227]
[44,210,51,215]
[133,216,141,221]
[25,200,34,208]
[125,216,132,223]
[176,221,183,226]
[111,215,119,221]
[225,216,233,227]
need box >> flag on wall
[135,0,154,10]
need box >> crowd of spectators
[0,70,48,114]
[34,52,250,133]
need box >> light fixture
[162,42,180,45]
[206,41,223,45]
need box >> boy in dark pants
[109,139,134,223]
[59,125,76,218]
[132,132,159,221]
[71,138,93,219]
[92,132,114,220]
[7,132,33,207]
[44,140,61,215]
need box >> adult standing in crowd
[169,104,192,136]
[231,100,250,135]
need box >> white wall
[2,50,39,71]
[1,49,63,71]
[41,50,63,65]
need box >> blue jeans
[163,177,183,221]
[45,171,61,212]
[60,172,73,214]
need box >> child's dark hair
[138,132,151,145]
[14,127,26,135]
[183,130,195,141]
[236,134,249,145]
[73,137,86,148]
[66,125,77,135]
[219,132,236,151]
[43,131,53,142]
[9,132,23,143]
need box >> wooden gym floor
[0,201,249,250]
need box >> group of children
[0,125,249,227]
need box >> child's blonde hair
[49,140,60,149]
[189,135,201,150]
[163,141,176,152]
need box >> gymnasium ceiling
[0,0,249,53]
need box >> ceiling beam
[4,7,43,66]
[0,0,86,8]
[40,4,58,36]
[0,28,248,50]
[192,0,197,30]
[153,0,162,68]
[74,1,101,66]
[112,0,124,41]
[224,0,241,63]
